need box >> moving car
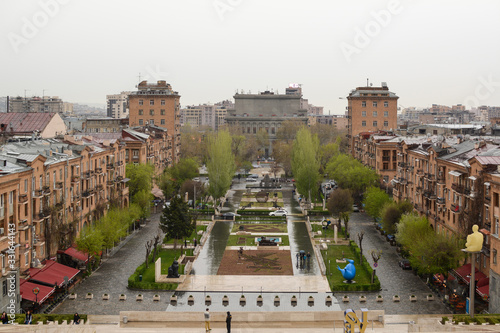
[269,209,287,217]
[399,259,411,270]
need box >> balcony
[437,176,446,184]
[18,219,29,228]
[451,203,461,213]
[33,189,44,198]
[437,197,445,205]
[95,167,103,174]
[425,173,434,180]
[116,161,123,166]
[82,191,91,198]
[43,186,51,196]
[107,180,115,186]
[96,184,104,191]
[398,162,407,168]
[55,182,63,190]
[416,169,424,175]
[107,163,115,170]
[18,194,28,204]
[83,171,91,179]
[451,183,465,194]
[71,176,80,183]
[72,194,80,201]
[485,196,491,204]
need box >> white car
[269,209,287,217]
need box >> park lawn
[321,244,373,290]
[141,249,193,283]
[163,225,207,245]
[231,223,288,233]
[227,235,290,247]
[311,224,347,238]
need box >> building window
[139,109,143,115]
[373,121,378,127]
[150,119,154,125]
[161,109,165,115]
[494,249,497,265]
[384,111,389,117]
[384,101,388,107]
[25,252,28,266]
[362,111,366,117]
[150,100,154,106]
[161,100,165,105]
[2,281,6,296]
[161,119,165,125]
[373,101,377,107]
[362,101,366,107]
[362,121,366,127]
[150,109,154,116]
[253,127,256,134]
[139,119,143,125]
[139,100,143,106]
[373,111,378,117]
[24,179,28,192]
[495,218,499,235]
[384,121,388,127]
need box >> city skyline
[2,0,500,114]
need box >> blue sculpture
[337,259,356,282]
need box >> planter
[119,294,127,301]
[410,295,417,302]
[85,293,93,300]
[342,296,349,303]
[153,295,161,302]
[137,294,144,302]
[427,295,434,301]
[376,295,383,302]
[69,293,77,300]
[359,296,367,302]
[102,294,110,300]
[325,296,332,306]
[393,295,400,302]
[170,295,177,303]
[308,296,314,305]
[291,296,298,306]
[222,295,229,306]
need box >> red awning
[464,271,487,284]
[453,263,476,283]
[29,260,80,287]
[20,279,55,304]
[433,273,445,282]
[477,285,489,300]
[63,247,89,263]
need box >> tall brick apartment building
[128,81,181,163]
[347,83,399,154]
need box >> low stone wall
[154,257,186,284]
[120,310,385,325]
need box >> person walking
[226,311,232,333]
[204,308,211,332]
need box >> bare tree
[151,233,162,264]
[370,250,382,284]
[145,240,153,269]
[357,232,364,264]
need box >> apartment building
[106,92,131,119]
[347,83,399,155]
[0,112,67,139]
[7,96,64,113]
[311,115,348,131]
[128,81,180,163]
[180,101,232,131]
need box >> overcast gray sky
[1,0,500,114]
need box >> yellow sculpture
[464,225,484,252]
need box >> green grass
[311,223,347,238]
[231,223,288,233]
[321,242,379,291]
[227,235,289,246]
[163,225,207,245]
[240,202,284,208]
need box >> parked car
[352,204,360,212]
[399,259,411,270]
[246,177,257,182]
[269,210,287,217]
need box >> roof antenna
[367,78,369,87]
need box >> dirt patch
[217,250,293,275]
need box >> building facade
[7,96,64,113]
[128,81,180,163]
[347,83,399,155]
[106,92,131,119]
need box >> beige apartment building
[128,81,180,163]
[347,83,399,155]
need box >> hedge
[307,210,330,216]
[451,314,500,325]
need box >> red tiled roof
[477,284,489,299]
[0,113,55,134]
[28,260,80,287]
[20,279,55,304]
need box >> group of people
[296,251,312,269]
[204,308,232,333]
[2,310,81,325]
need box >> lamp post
[462,224,484,319]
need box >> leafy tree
[395,213,433,249]
[319,141,339,174]
[157,172,177,200]
[206,130,236,213]
[325,154,379,199]
[169,158,199,186]
[97,208,127,255]
[126,163,154,198]
[381,201,400,235]
[133,189,153,219]
[75,224,104,270]
[327,188,353,238]
[272,140,293,176]
[180,125,206,164]
[291,127,321,204]
[256,128,270,157]
[363,186,391,220]
[180,180,207,206]
[241,161,253,175]
[159,196,196,249]
[276,119,303,143]
[310,123,342,146]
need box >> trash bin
[139,275,142,282]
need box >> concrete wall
[489,269,499,314]
[234,94,303,117]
